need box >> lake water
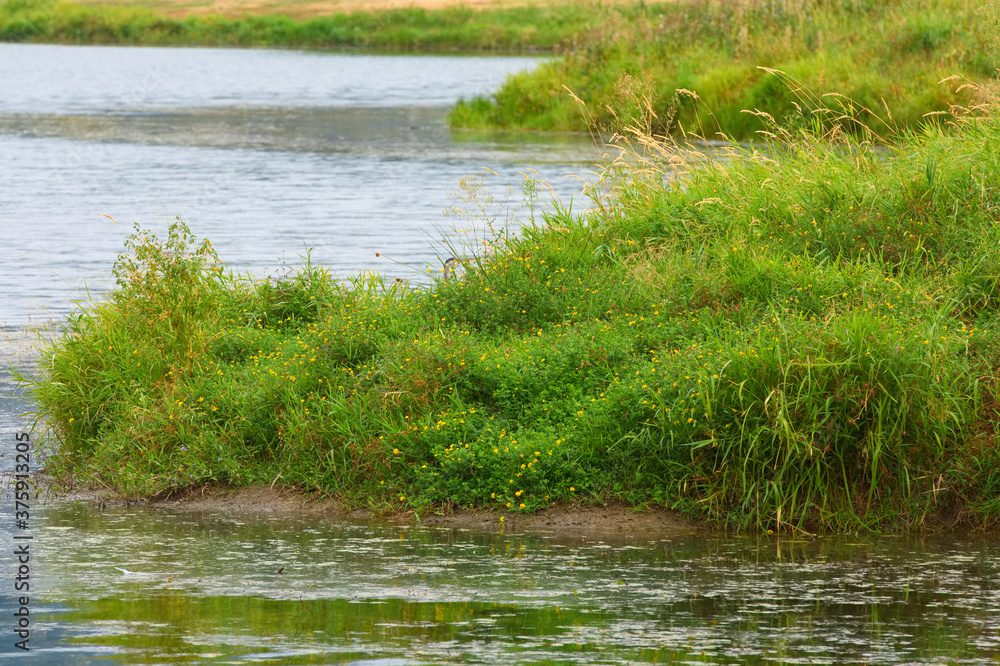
[0,43,600,331]
[3,43,1000,665]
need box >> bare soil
[43,481,708,537]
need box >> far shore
[63,0,675,19]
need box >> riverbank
[451,0,999,138]
[56,0,635,18]
[2,1,995,140]
[41,481,706,535]
[0,0,621,52]
[22,102,1000,534]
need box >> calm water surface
[0,43,600,331]
[4,43,1000,665]
[3,502,1000,663]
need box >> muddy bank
[39,481,708,537]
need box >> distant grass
[0,0,611,51]
[6,0,996,141]
[21,98,1000,533]
[450,0,1000,139]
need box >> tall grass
[450,0,998,140]
[22,99,1000,532]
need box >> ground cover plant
[450,0,999,140]
[23,90,1000,533]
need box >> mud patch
[47,482,708,537]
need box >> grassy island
[25,99,1000,532]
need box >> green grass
[5,0,997,141]
[22,102,1000,533]
[0,0,611,51]
[450,0,1000,140]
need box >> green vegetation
[24,98,1000,532]
[4,0,997,140]
[451,0,1000,140]
[0,0,604,51]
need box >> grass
[20,93,1000,532]
[450,0,1000,140]
[5,0,997,141]
[0,0,614,51]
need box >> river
[0,43,599,330]
[2,43,1000,665]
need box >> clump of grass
[450,0,997,140]
[23,95,1000,532]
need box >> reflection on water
[0,107,599,162]
[3,502,1000,663]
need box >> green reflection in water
[0,107,601,164]
[25,502,1000,664]
[57,594,707,664]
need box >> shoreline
[35,481,996,536]
[37,479,710,537]
[62,0,657,20]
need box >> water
[4,43,1000,665]
[0,44,541,113]
[0,43,600,331]
[5,502,1000,663]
